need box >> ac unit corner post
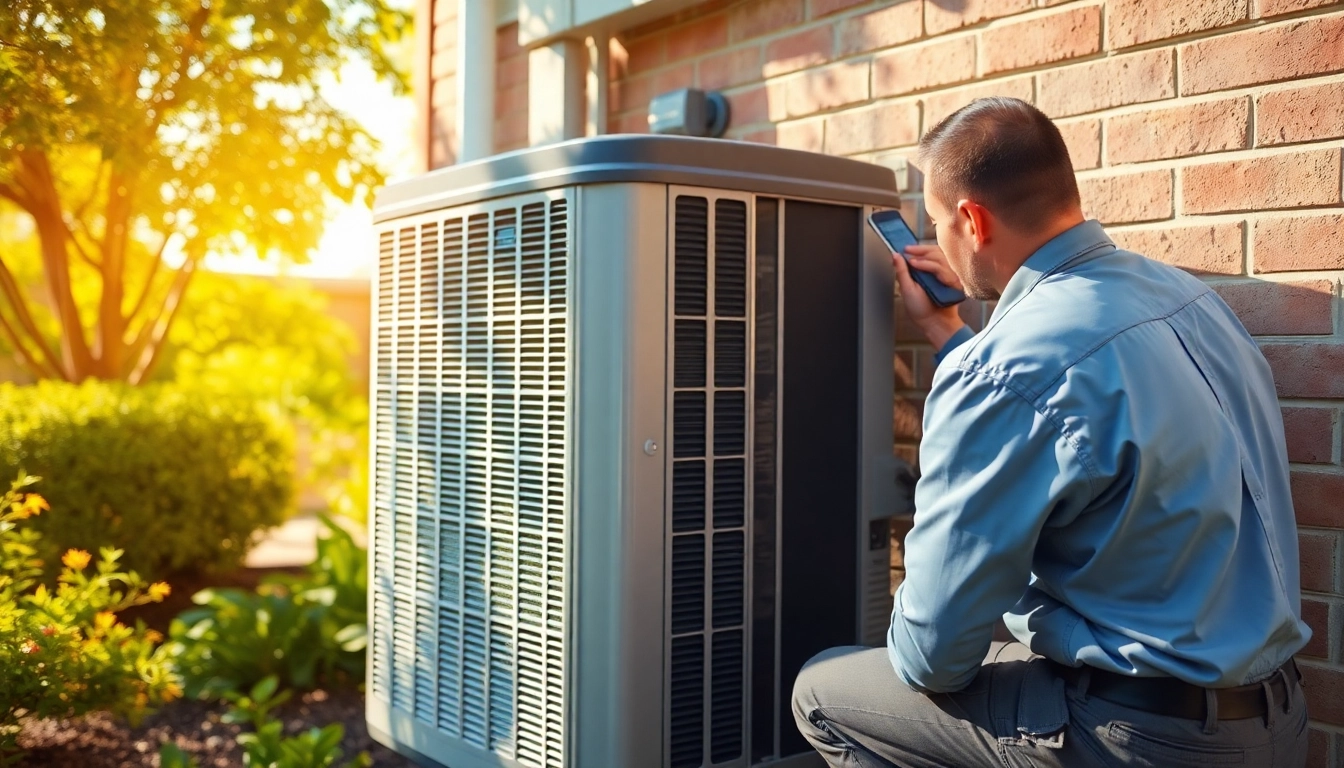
[366,136,900,768]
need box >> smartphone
[867,209,966,308]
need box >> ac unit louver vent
[668,194,749,768]
[370,194,570,768]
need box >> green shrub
[0,380,295,578]
[169,516,366,698]
[0,474,180,765]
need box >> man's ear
[956,199,993,250]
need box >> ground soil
[16,688,417,768]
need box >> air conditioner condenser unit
[367,135,901,768]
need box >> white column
[528,38,586,146]
[456,0,497,162]
[585,35,609,137]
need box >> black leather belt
[1058,660,1298,721]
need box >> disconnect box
[367,135,900,768]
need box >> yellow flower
[161,682,183,702]
[61,549,92,570]
[94,611,117,632]
[148,582,171,601]
[10,494,48,520]
[143,629,164,644]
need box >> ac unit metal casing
[368,135,900,768]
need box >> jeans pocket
[1106,722,1246,766]
[1006,659,1069,749]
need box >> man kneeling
[792,98,1310,768]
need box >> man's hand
[893,244,968,352]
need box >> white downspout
[456,0,497,162]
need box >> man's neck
[991,211,1087,294]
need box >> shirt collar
[992,219,1115,320]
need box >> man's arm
[887,368,1094,692]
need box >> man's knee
[791,645,872,722]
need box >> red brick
[432,0,456,24]
[625,36,665,74]
[1300,598,1331,658]
[925,0,1033,35]
[1183,150,1342,215]
[777,119,825,152]
[726,86,771,126]
[431,76,456,108]
[1290,469,1344,527]
[1283,407,1338,465]
[1105,98,1250,165]
[612,74,652,114]
[1214,280,1335,336]
[825,101,921,155]
[980,4,1101,76]
[786,60,870,117]
[1037,49,1175,118]
[1256,0,1340,18]
[837,1,924,56]
[1306,727,1329,768]
[1111,222,1245,276]
[1057,119,1100,171]
[495,82,528,119]
[809,0,870,18]
[873,35,977,98]
[894,349,916,389]
[730,0,806,42]
[894,396,924,440]
[432,18,456,52]
[1078,170,1173,225]
[1255,214,1344,274]
[666,14,730,62]
[1179,14,1344,96]
[430,47,455,79]
[1257,81,1344,147]
[698,47,763,91]
[1302,664,1344,726]
[496,21,524,58]
[610,111,649,134]
[921,76,1034,129]
[740,127,777,144]
[764,26,833,77]
[1302,531,1340,594]
[497,53,528,89]
[1265,346,1344,401]
[1108,0,1246,49]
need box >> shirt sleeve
[887,366,1093,693]
[932,325,975,368]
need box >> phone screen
[872,214,918,256]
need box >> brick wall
[426,0,1344,760]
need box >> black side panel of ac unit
[777,200,861,759]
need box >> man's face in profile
[922,176,1000,302]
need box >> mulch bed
[16,688,417,767]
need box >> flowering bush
[0,474,180,765]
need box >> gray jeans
[791,643,1308,767]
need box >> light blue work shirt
[888,219,1310,693]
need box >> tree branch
[0,181,31,212]
[0,309,58,380]
[126,233,171,326]
[71,160,106,224]
[64,221,101,269]
[127,257,196,385]
[0,253,65,378]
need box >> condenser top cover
[372,135,903,223]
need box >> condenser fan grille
[668,195,751,768]
[371,192,571,768]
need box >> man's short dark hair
[918,97,1081,232]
